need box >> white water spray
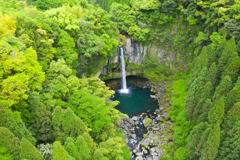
[119,45,129,93]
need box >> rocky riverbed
[108,79,174,160]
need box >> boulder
[136,152,143,156]
[152,156,159,160]
[136,156,143,160]
[132,116,138,121]
[151,152,158,156]
[158,150,164,158]
[150,148,155,153]
[143,117,152,127]
[159,107,164,111]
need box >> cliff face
[96,37,191,79]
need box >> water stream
[119,45,128,93]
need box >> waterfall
[119,45,128,93]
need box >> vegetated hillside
[96,0,240,159]
[1,0,240,159]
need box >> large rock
[158,150,164,158]
[136,156,143,160]
[132,116,138,121]
[136,152,143,156]
[152,156,159,160]
[143,117,152,127]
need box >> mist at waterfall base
[113,88,159,116]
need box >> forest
[0,0,240,159]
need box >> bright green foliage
[132,0,161,10]
[52,141,70,160]
[92,149,106,160]
[55,30,78,68]
[68,89,113,140]
[99,137,124,160]
[0,105,36,145]
[218,120,240,160]
[75,135,91,160]
[46,59,80,100]
[82,132,97,155]
[188,122,210,159]
[110,3,136,34]
[200,123,221,160]
[20,137,44,160]
[221,102,240,134]
[128,25,149,42]
[192,47,208,75]
[15,8,56,65]
[213,76,232,103]
[0,127,21,160]
[0,13,16,38]
[224,77,240,111]
[206,45,216,68]
[173,146,188,160]
[0,147,13,160]
[64,140,81,160]
[0,41,45,106]
[52,106,87,142]
[208,97,225,126]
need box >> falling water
[119,45,128,93]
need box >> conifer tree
[213,76,232,103]
[188,122,209,159]
[215,39,226,60]
[92,149,106,160]
[217,38,237,76]
[29,99,52,142]
[197,99,213,124]
[0,105,36,145]
[0,127,21,160]
[52,141,70,160]
[82,132,97,155]
[195,127,211,157]
[64,141,81,160]
[221,102,240,134]
[52,106,65,142]
[206,45,216,68]
[224,77,240,111]
[208,97,225,126]
[76,135,91,160]
[218,120,240,160]
[207,63,218,92]
[200,123,221,160]
[20,137,44,160]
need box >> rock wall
[97,37,191,78]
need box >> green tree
[20,137,44,160]
[0,127,21,160]
[52,141,70,160]
[221,102,240,134]
[218,120,240,160]
[208,97,225,126]
[75,136,91,160]
[212,76,232,103]
[200,123,221,160]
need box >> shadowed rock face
[96,37,190,78]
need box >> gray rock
[167,136,173,141]
[136,156,143,160]
[150,148,156,153]
[128,118,134,125]
[132,116,138,121]
[131,134,136,139]
[158,150,164,158]
[152,156,159,160]
[159,107,164,111]
[136,152,143,156]
[125,138,129,144]
[142,147,148,154]
[147,157,153,160]
[151,152,158,156]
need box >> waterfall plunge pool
[113,88,159,116]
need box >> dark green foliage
[197,99,213,124]
[0,147,13,160]
[0,127,21,160]
[221,102,240,134]
[52,141,70,160]
[218,120,240,160]
[224,78,240,111]
[207,63,218,91]
[0,105,36,145]
[51,106,87,142]
[188,122,210,159]
[200,123,221,160]
[20,137,44,160]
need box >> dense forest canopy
[0,0,240,159]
